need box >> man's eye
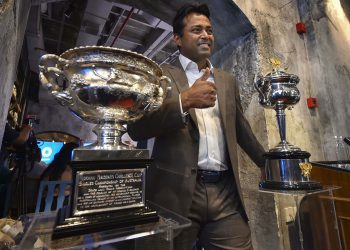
[192,28,202,33]
[206,29,213,35]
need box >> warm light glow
[327,0,350,44]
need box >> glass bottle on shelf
[334,136,349,168]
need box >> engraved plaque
[52,159,159,239]
[73,169,145,216]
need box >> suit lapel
[214,69,227,128]
[170,59,188,93]
[168,59,198,126]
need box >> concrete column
[0,0,31,144]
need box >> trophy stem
[93,122,126,148]
[73,121,149,161]
[271,105,301,152]
[276,106,286,144]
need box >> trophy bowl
[255,69,301,152]
[39,46,170,157]
[255,69,300,110]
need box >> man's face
[174,13,214,65]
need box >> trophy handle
[143,75,171,111]
[160,75,172,98]
[52,90,74,106]
[253,74,267,104]
[39,54,73,106]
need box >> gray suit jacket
[128,59,264,217]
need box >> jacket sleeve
[235,81,266,168]
[127,68,186,141]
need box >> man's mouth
[198,42,211,48]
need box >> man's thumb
[199,68,210,81]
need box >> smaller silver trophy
[39,46,170,238]
[254,60,321,190]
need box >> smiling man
[128,2,265,250]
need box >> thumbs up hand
[180,68,217,112]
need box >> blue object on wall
[37,140,64,164]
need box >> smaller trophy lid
[263,69,300,84]
[264,150,311,159]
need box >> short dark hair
[173,2,210,37]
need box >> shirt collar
[178,54,213,73]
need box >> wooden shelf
[311,163,350,250]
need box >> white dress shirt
[179,54,228,171]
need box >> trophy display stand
[18,201,191,250]
[259,187,342,250]
[255,68,321,190]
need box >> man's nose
[201,30,210,36]
[200,30,210,38]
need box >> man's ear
[173,34,182,48]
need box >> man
[128,3,265,249]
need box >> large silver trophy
[39,46,170,238]
[254,62,321,190]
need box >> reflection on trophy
[39,46,170,238]
[254,60,321,190]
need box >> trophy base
[269,141,301,152]
[73,148,149,161]
[262,150,322,191]
[52,205,159,239]
[259,180,322,190]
